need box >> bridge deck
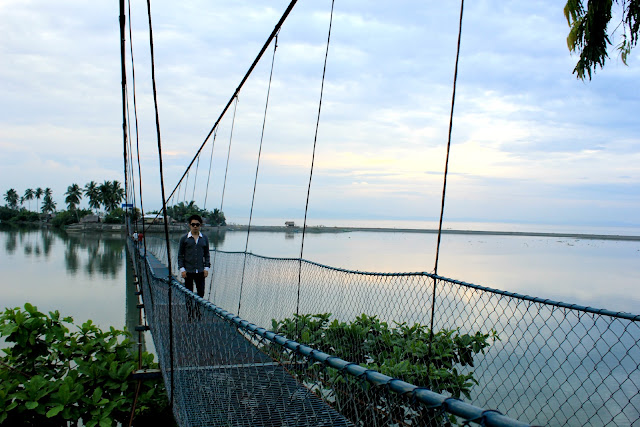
[132,243,353,427]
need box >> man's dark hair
[188,214,203,224]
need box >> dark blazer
[177,233,211,273]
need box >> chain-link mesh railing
[139,236,639,426]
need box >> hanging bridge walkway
[117,0,640,425]
[128,237,639,426]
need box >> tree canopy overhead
[565,0,639,79]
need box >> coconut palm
[4,189,20,209]
[99,180,125,212]
[23,189,35,211]
[84,181,101,213]
[65,183,83,211]
[34,187,43,212]
[41,191,57,214]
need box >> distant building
[285,221,295,227]
[143,215,174,224]
[80,214,100,223]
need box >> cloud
[0,0,638,227]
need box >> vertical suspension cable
[123,3,148,423]
[237,34,279,315]
[145,0,175,407]
[183,170,190,203]
[220,97,238,213]
[127,0,149,269]
[119,0,129,236]
[427,0,465,381]
[141,0,298,234]
[203,128,218,210]
[126,0,152,316]
[207,98,237,301]
[296,0,335,318]
[191,154,200,202]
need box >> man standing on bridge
[177,214,211,299]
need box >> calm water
[221,227,640,314]
[0,225,140,335]
[1,223,639,330]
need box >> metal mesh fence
[139,236,639,426]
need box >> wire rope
[119,0,129,236]
[296,0,335,317]
[144,0,175,407]
[207,98,238,301]
[159,0,299,214]
[183,170,190,203]
[426,0,465,381]
[203,128,218,210]
[237,34,279,315]
[191,154,200,203]
[219,96,238,214]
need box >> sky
[1,0,638,230]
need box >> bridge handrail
[166,274,531,427]
[208,247,640,321]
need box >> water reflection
[56,231,125,277]
[206,228,227,247]
[0,225,129,331]
[5,230,17,254]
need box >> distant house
[143,215,174,224]
[285,221,295,227]
[80,214,100,223]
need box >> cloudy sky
[1,0,638,230]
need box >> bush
[51,209,92,228]
[166,202,226,226]
[0,206,19,222]
[104,208,125,224]
[9,210,41,223]
[269,313,498,425]
[0,304,174,426]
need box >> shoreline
[62,223,640,241]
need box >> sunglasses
[190,223,201,227]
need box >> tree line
[3,181,125,214]
[3,183,227,228]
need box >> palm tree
[99,180,124,212]
[65,183,83,211]
[84,181,101,213]
[41,188,56,214]
[4,189,20,210]
[34,188,43,212]
[23,189,35,211]
[41,191,57,214]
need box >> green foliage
[4,189,20,210]
[65,184,83,211]
[104,207,140,224]
[10,210,41,223]
[41,189,56,214]
[166,201,226,226]
[0,207,40,223]
[51,209,92,228]
[99,181,125,213]
[0,206,19,222]
[564,0,639,79]
[0,304,174,426]
[269,313,498,425]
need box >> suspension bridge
[118,1,640,425]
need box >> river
[1,222,639,332]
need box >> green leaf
[92,387,103,404]
[25,401,39,410]
[46,405,65,418]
